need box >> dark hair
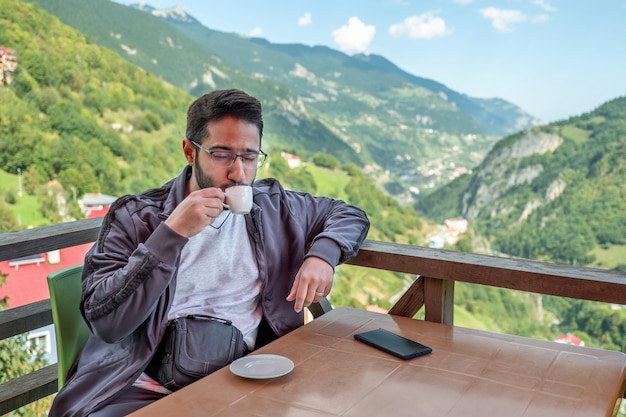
[186,89,264,145]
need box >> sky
[115,0,626,123]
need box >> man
[49,89,369,416]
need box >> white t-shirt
[168,210,262,343]
[134,210,262,392]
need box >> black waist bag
[147,315,249,391]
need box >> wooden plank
[0,300,52,341]
[348,241,626,305]
[0,218,101,262]
[423,277,455,325]
[0,365,58,415]
[387,276,424,317]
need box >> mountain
[145,4,539,137]
[22,0,361,170]
[417,96,626,268]
[28,0,539,198]
[0,0,420,245]
[351,53,541,137]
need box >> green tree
[106,82,135,110]
[82,82,106,115]
[312,152,339,170]
[19,50,61,87]
[0,201,19,232]
[268,151,289,177]
[11,68,38,98]
[136,111,163,132]
[4,190,17,205]
[36,187,62,224]
[342,163,361,177]
[455,233,473,253]
[0,271,53,415]
[284,168,317,194]
[22,166,42,196]
[27,87,61,114]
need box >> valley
[0,0,624,357]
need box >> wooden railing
[0,218,101,415]
[1,218,625,414]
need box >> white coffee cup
[224,185,253,214]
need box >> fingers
[165,188,226,237]
[286,283,326,313]
[286,257,333,313]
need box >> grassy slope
[453,306,498,331]
[0,170,47,228]
[306,165,350,201]
[589,245,626,270]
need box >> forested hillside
[416,96,626,353]
[0,0,423,239]
[18,0,367,167]
[0,0,191,200]
[0,0,428,253]
[28,0,541,198]
[418,96,626,271]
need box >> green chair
[47,264,90,388]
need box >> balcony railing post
[423,277,454,325]
[388,276,425,318]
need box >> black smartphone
[354,328,432,360]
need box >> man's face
[184,116,261,192]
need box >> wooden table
[130,307,626,417]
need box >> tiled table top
[131,307,626,417]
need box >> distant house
[0,46,18,85]
[444,217,468,234]
[281,152,302,169]
[555,333,585,347]
[79,193,117,218]
[428,236,445,249]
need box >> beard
[193,156,217,190]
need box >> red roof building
[0,243,93,309]
[555,333,585,347]
[1,196,113,308]
[1,201,112,361]
[0,46,18,85]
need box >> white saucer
[230,354,294,379]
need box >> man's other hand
[286,256,333,313]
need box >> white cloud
[531,0,556,12]
[248,27,263,37]
[389,11,452,39]
[480,7,527,32]
[298,12,312,27]
[531,14,550,24]
[331,17,376,54]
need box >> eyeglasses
[190,140,267,169]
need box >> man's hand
[164,188,225,238]
[286,256,334,313]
